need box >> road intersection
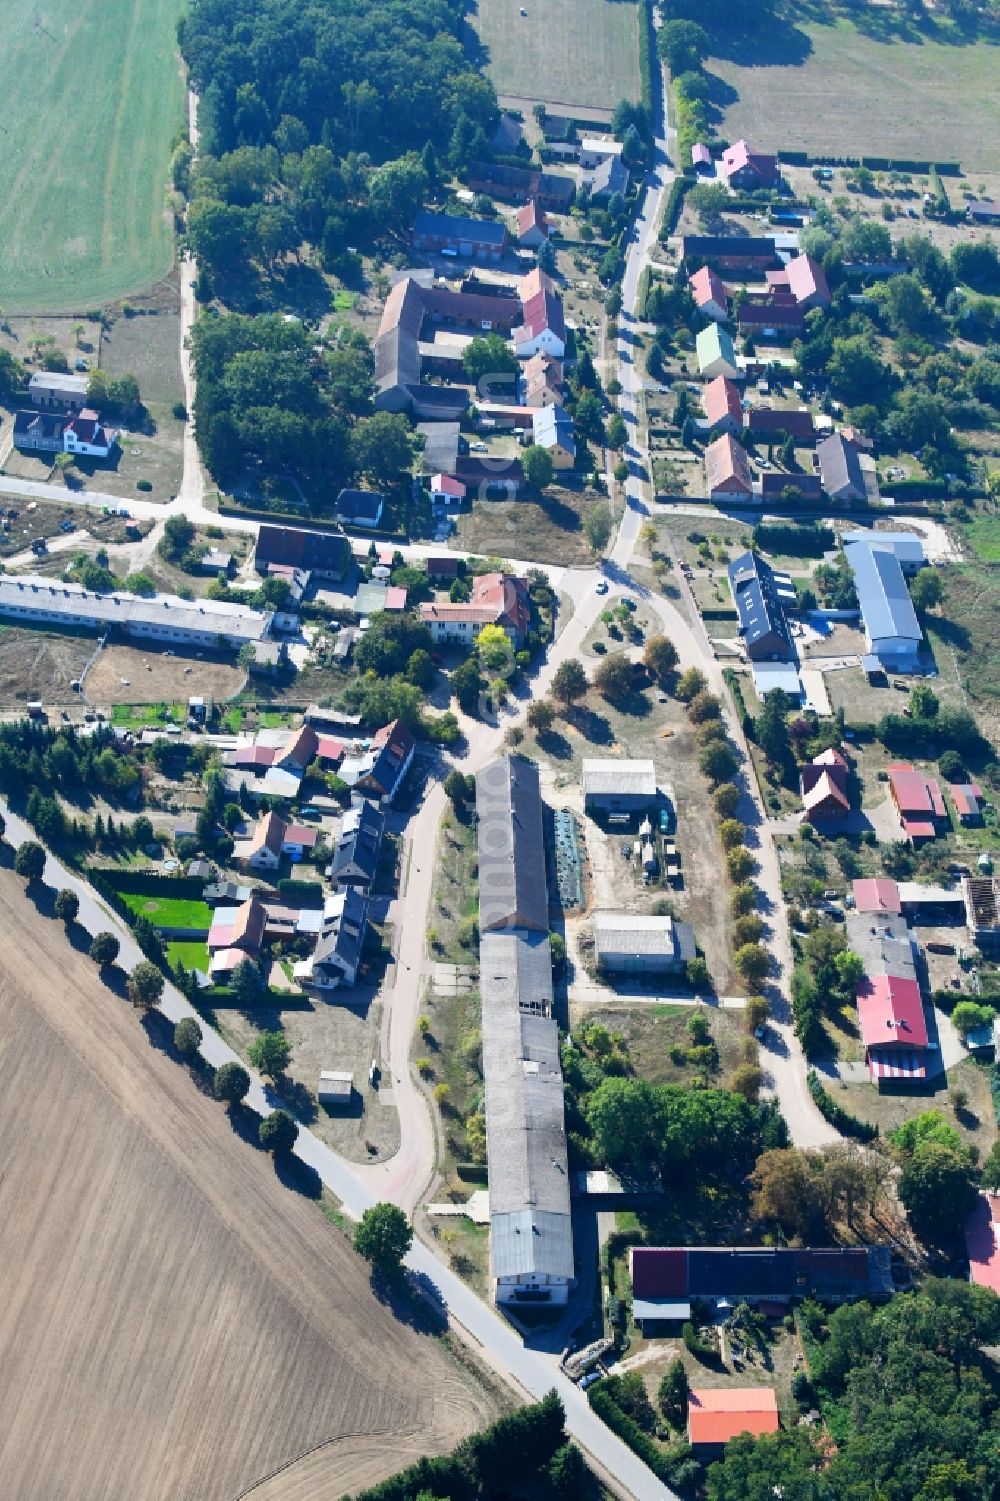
[0,21,835,1495]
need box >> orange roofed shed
[688,1387,780,1448]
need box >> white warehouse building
[0,574,273,650]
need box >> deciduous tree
[354,1201,412,1275]
[214,1061,251,1107]
[247,1029,291,1079]
[259,1108,299,1154]
[128,960,164,1011]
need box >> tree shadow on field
[66,919,93,956]
[265,1074,319,1125]
[706,17,813,68]
[371,1268,448,1336]
[540,495,583,533]
[702,70,739,129]
[100,963,130,1002]
[537,728,572,760]
[140,1007,180,1059]
[566,705,615,744]
[26,879,55,919]
[928,616,971,653]
[274,1151,323,1200]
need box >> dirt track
[0,864,495,1501]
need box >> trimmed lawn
[166,939,211,972]
[0,0,186,311]
[120,893,213,930]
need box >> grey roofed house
[28,370,89,409]
[204,880,253,906]
[845,911,917,985]
[328,800,384,892]
[412,210,510,250]
[0,573,271,648]
[255,524,352,579]
[335,489,385,528]
[374,275,425,410]
[417,421,461,476]
[14,409,67,450]
[582,759,657,812]
[475,755,549,933]
[479,932,574,1292]
[491,114,524,155]
[531,403,576,460]
[584,154,630,200]
[845,541,922,656]
[300,886,369,988]
[817,432,867,501]
[728,551,793,663]
[594,913,697,974]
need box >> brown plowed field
[0,865,495,1501]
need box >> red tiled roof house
[689,265,729,322]
[704,433,753,500]
[702,375,743,436]
[888,763,947,844]
[800,747,850,823]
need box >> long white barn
[0,574,272,650]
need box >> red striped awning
[868,1049,927,1081]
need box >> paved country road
[1,12,834,1491]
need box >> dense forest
[180,0,496,165]
[179,0,497,284]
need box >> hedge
[638,0,654,118]
[881,478,951,499]
[660,173,694,239]
[777,149,961,176]
[92,870,206,899]
[807,1070,878,1142]
[587,1383,674,1484]
[753,521,835,557]
[276,877,324,905]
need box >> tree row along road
[0,798,673,1501]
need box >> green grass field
[121,894,213,931]
[471,0,642,112]
[0,0,186,313]
[166,939,211,972]
[710,18,1000,170]
[963,512,1000,563]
